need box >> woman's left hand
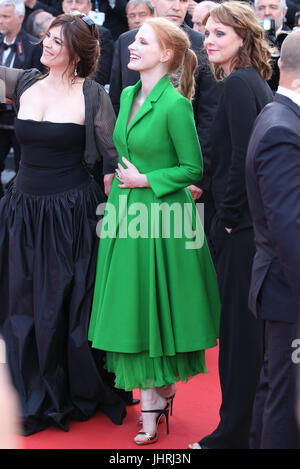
[116,157,149,188]
[104,173,115,196]
[188,185,203,201]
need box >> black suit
[246,93,300,449]
[109,23,219,234]
[94,25,114,86]
[199,67,273,449]
[0,29,43,197]
[37,0,63,16]
[92,0,129,41]
[267,24,292,92]
[286,0,300,28]
[108,27,139,115]
[0,29,43,71]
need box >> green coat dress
[88,75,220,391]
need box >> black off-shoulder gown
[0,118,125,436]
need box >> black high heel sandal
[168,394,175,416]
[138,393,175,425]
[134,403,170,445]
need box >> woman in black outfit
[0,13,125,435]
[189,1,274,449]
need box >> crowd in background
[1,0,299,194]
[0,0,300,450]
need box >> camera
[262,17,277,45]
[261,17,290,52]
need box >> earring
[71,64,78,84]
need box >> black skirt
[0,120,126,435]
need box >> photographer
[255,0,291,90]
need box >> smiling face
[128,23,170,73]
[204,16,243,76]
[41,25,71,72]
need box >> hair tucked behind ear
[144,17,198,101]
[178,48,197,101]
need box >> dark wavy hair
[41,13,100,80]
[203,1,273,81]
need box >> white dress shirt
[277,86,300,107]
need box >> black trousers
[200,219,263,448]
[197,188,216,265]
[250,320,300,449]
[200,188,215,237]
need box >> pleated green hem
[105,350,208,391]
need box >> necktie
[3,43,15,51]
[0,41,16,66]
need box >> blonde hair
[203,1,273,81]
[144,17,198,101]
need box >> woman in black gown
[0,13,125,436]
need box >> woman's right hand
[116,157,150,189]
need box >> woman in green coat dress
[88,17,220,445]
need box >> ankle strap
[141,403,169,414]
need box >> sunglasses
[81,15,96,37]
[70,11,96,37]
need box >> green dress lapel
[126,74,171,137]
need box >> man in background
[255,0,290,34]
[255,0,291,90]
[25,9,54,37]
[246,28,300,449]
[192,0,215,33]
[62,0,114,86]
[126,0,153,30]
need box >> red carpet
[21,345,221,450]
